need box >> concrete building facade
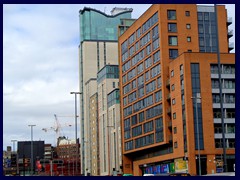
[78,7,133,175]
[118,4,234,176]
[97,65,122,175]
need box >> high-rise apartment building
[97,65,121,175]
[118,4,235,176]
[78,7,133,175]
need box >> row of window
[213,108,235,118]
[212,79,235,89]
[122,44,160,75]
[124,107,163,132]
[125,129,165,150]
[123,77,162,108]
[211,64,235,75]
[215,139,235,149]
[124,117,163,138]
[123,64,161,95]
[121,12,158,55]
[212,94,235,104]
[214,124,235,134]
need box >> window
[187,36,191,42]
[185,11,190,16]
[132,125,142,137]
[153,50,160,63]
[171,70,174,77]
[173,112,176,119]
[169,49,178,59]
[172,98,176,105]
[157,77,162,88]
[204,12,209,21]
[139,111,145,122]
[174,127,177,134]
[113,82,115,88]
[174,141,178,148]
[153,38,160,51]
[144,121,153,133]
[168,10,176,20]
[171,84,175,91]
[188,49,192,52]
[137,27,141,39]
[169,36,178,46]
[155,90,162,102]
[168,23,177,32]
[199,37,204,46]
[186,24,191,29]
[146,44,151,56]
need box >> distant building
[17,141,44,175]
[56,137,81,175]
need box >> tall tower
[118,4,234,176]
[78,7,133,175]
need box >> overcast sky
[3,4,235,150]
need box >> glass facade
[80,7,132,41]
[97,65,119,84]
[191,63,204,150]
[107,89,120,107]
[197,11,217,52]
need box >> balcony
[167,107,171,115]
[227,17,233,26]
[166,78,170,88]
[168,121,172,129]
[168,135,173,143]
[228,42,234,52]
[228,29,233,38]
[166,94,171,101]
[214,118,235,124]
[214,133,235,139]
[180,69,183,76]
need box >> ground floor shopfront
[131,154,235,176]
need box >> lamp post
[191,94,201,175]
[70,91,81,175]
[28,124,36,176]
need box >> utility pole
[70,91,81,175]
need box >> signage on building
[174,158,188,173]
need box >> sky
[3,4,235,150]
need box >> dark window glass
[167,10,176,20]
[169,36,178,46]
[168,23,177,32]
[169,49,178,59]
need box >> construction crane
[42,114,73,145]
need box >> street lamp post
[191,94,201,176]
[70,91,81,175]
[28,124,36,176]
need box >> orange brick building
[118,4,235,175]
